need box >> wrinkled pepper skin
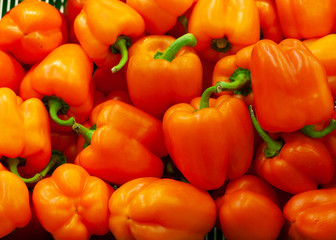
[188,0,260,61]
[126,34,203,119]
[255,132,335,194]
[0,87,51,177]
[283,188,336,240]
[74,0,145,69]
[109,177,217,240]
[0,0,67,65]
[162,95,254,190]
[75,100,167,186]
[275,0,336,39]
[0,168,31,238]
[19,43,94,129]
[250,39,334,133]
[215,175,284,240]
[33,163,113,240]
[126,0,196,35]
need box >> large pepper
[283,188,336,240]
[0,0,67,65]
[126,0,196,35]
[249,106,335,194]
[275,0,336,39]
[0,87,51,178]
[109,177,216,240]
[32,163,113,240]
[19,43,94,130]
[72,100,167,186]
[74,0,145,72]
[162,93,254,190]
[250,38,334,133]
[214,175,284,240]
[188,0,260,62]
[126,33,203,119]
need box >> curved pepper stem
[6,150,67,184]
[301,119,336,138]
[211,37,232,53]
[248,106,283,158]
[111,36,132,73]
[42,96,75,127]
[177,14,189,34]
[199,68,251,109]
[154,33,197,62]
[72,123,95,147]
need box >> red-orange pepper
[109,177,217,240]
[283,188,336,240]
[0,0,67,65]
[0,87,51,177]
[64,0,87,43]
[214,175,284,240]
[32,163,113,240]
[188,0,260,62]
[275,0,336,39]
[162,94,254,190]
[50,130,78,164]
[73,100,168,185]
[74,0,145,71]
[19,43,94,130]
[126,33,203,119]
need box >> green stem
[154,33,197,62]
[177,14,188,33]
[73,123,95,147]
[300,119,336,138]
[6,150,66,184]
[248,106,283,158]
[211,37,232,53]
[42,96,75,127]
[111,36,132,73]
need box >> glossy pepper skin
[250,39,334,133]
[0,87,51,177]
[126,0,196,35]
[162,95,254,190]
[275,0,336,39]
[74,0,145,70]
[109,177,217,240]
[64,0,87,43]
[0,167,31,238]
[0,0,67,65]
[215,175,284,240]
[283,188,336,240]
[126,33,203,119]
[32,163,113,240]
[188,0,260,62]
[19,43,94,130]
[74,100,167,186]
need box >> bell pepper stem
[6,150,67,184]
[248,106,283,158]
[301,119,336,138]
[42,96,75,127]
[73,123,95,147]
[177,14,188,34]
[211,37,232,53]
[154,33,197,62]
[111,36,132,73]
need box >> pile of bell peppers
[1,0,336,239]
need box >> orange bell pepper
[73,100,167,185]
[215,175,284,240]
[0,168,32,238]
[74,0,145,71]
[275,0,336,39]
[19,43,94,130]
[64,0,87,43]
[250,39,334,133]
[283,188,336,240]
[126,33,203,119]
[0,50,25,94]
[162,94,254,190]
[188,0,260,62]
[126,0,197,35]
[0,87,51,178]
[0,0,67,65]
[32,163,113,240]
[109,177,217,240]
